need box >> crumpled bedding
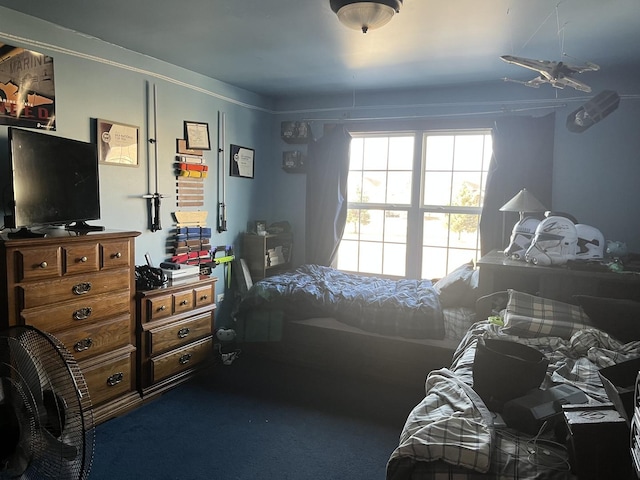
[386,321,640,480]
[237,264,445,339]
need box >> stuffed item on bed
[386,290,640,480]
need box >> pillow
[502,289,592,339]
[434,261,478,308]
[574,295,640,343]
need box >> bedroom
[0,1,640,478]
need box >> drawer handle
[72,282,92,295]
[80,256,88,263]
[177,327,190,339]
[39,261,48,269]
[73,307,92,321]
[113,252,122,259]
[107,372,124,386]
[158,305,167,311]
[180,300,188,306]
[74,338,93,352]
[200,295,208,301]
[179,353,192,365]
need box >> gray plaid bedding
[386,320,640,480]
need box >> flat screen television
[5,127,103,237]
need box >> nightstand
[136,275,217,398]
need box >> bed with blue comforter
[237,264,449,339]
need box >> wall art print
[0,43,56,130]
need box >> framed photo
[230,144,254,179]
[97,119,139,167]
[184,121,211,150]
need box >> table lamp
[499,188,547,221]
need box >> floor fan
[0,325,94,480]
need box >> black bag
[472,338,549,412]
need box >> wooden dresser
[0,229,141,424]
[136,276,217,398]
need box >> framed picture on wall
[230,144,255,179]
[97,119,139,166]
[184,121,211,150]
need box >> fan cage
[0,325,94,480]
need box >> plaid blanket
[386,321,640,480]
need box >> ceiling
[1,0,639,98]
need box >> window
[336,129,492,280]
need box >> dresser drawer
[22,291,131,333]
[16,246,62,281]
[101,239,131,269]
[64,243,100,275]
[148,312,212,355]
[20,269,130,309]
[54,314,131,361]
[82,348,134,406]
[146,294,173,321]
[173,290,193,314]
[150,336,212,383]
[194,284,214,308]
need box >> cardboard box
[598,357,640,423]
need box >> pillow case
[574,295,640,343]
[433,261,479,308]
[502,289,592,339]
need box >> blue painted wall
[0,7,276,315]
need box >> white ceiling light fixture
[330,0,403,34]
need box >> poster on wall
[0,43,56,130]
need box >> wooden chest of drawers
[137,276,217,397]
[0,229,141,424]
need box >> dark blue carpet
[90,356,422,480]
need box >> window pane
[453,135,486,171]
[383,243,406,276]
[344,209,362,240]
[362,172,387,204]
[363,137,388,170]
[450,176,482,207]
[389,136,414,170]
[359,242,382,274]
[383,210,407,243]
[423,172,452,206]
[348,172,363,203]
[423,213,449,247]
[359,210,384,242]
[447,214,480,248]
[422,246,448,280]
[336,240,359,271]
[425,136,454,170]
[350,138,364,170]
[387,171,411,204]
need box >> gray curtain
[305,125,352,265]
[480,113,556,255]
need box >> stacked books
[266,245,286,267]
[161,264,200,280]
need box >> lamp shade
[499,188,547,220]
[330,0,402,33]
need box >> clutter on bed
[387,289,640,479]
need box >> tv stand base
[65,221,105,233]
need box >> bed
[235,262,480,343]
[386,289,640,479]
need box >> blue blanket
[237,264,445,339]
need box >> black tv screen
[7,127,101,234]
